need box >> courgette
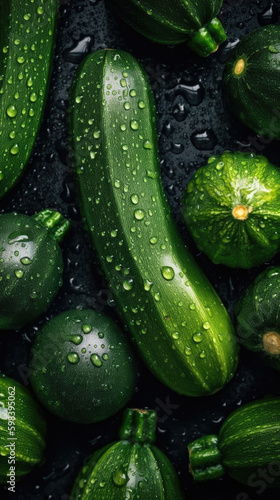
[182,151,280,268]
[188,397,280,487]
[109,0,226,57]
[71,408,183,499]
[223,25,280,139]
[0,209,70,330]
[30,309,136,424]
[69,49,238,397]
[0,374,46,483]
[0,0,58,198]
[235,266,280,370]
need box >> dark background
[1,0,280,498]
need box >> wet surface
[1,0,280,498]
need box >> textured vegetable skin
[182,151,280,268]
[223,25,280,139]
[71,408,183,499]
[188,397,280,487]
[109,0,226,57]
[30,309,136,424]
[69,49,238,397]
[0,0,58,198]
[235,266,280,370]
[0,374,46,483]
[0,209,70,330]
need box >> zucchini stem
[263,331,280,355]
[119,408,157,444]
[232,204,250,221]
[187,18,227,57]
[33,209,70,243]
[188,434,225,482]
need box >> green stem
[187,18,227,57]
[188,434,225,481]
[33,209,70,243]
[119,408,157,444]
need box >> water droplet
[200,351,206,359]
[185,347,191,356]
[130,120,139,130]
[15,269,24,278]
[30,92,38,102]
[134,209,145,220]
[70,335,83,345]
[203,322,210,330]
[17,56,25,64]
[172,332,179,340]
[161,266,175,281]
[143,140,152,149]
[93,130,100,139]
[144,279,153,291]
[191,129,217,150]
[189,303,196,311]
[20,257,32,265]
[149,237,158,244]
[10,144,19,155]
[138,100,145,109]
[6,105,17,118]
[123,279,133,291]
[112,468,128,487]
[130,194,139,205]
[193,332,203,343]
[67,353,79,364]
[63,35,94,64]
[30,291,37,299]
[82,324,92,334]
[90,354,102,367]
[124,102,131,110]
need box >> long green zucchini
[69,49,238,397]
[0,0,58,198]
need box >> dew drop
[193,332,203,343]
[6,105,17,118]
[90,354,103,367]
[130,194,139,205]
[161,266,174,281]
[70,335,83,345]
[130,120,139,130]
[10,144,19,155]
[82,324,92,334]
[20,257,32,265]
[134,209,145,220]
[112,468,128,487]
[67,353,80,364]
[123,279,133,291]
[15,269,24,278]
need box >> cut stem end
[232,204,249,221]
[263,331,280,355]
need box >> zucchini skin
[30,309,136,424]
[223,25,280,139]
[69,49,238,397]
[0,210,70,330]
[188,397,280,487]
[109,0,226,57]
[182,151,280,269]
[0,374,46,483]
[71,408,183,499]
[235,266,280,370]
[0,0,58,198]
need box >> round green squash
[0,209,70,330]
[29,309,136,424]
[0,374,46,483]
[235,266,280,370]
[109,0,226,57]
[71,408,183,499]
[182,151,280,269]
[223,25,280,139]
[188,397,280,488]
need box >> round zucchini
[223,25,280,139]
[29,309,136,424]
[109,0,226,57]
[182,151,280,269]
[71,408,183,499]
[0,209,70,330]
[235,266,280,370]
[0,374,46,483]
[188,397,280,487]
[69,49,238,397]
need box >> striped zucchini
[69,49,238,397]
[0,374,46,483]
[188,397,280,487]
[0,0,58,198]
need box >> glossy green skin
[223,25,280,139]
[219,398,280,486]
[0,0,57,198]
[109,0,226,57]
[188,397,280,487]
[235,266,280,370]
[71,409,183,500]
[0,211,66,330]
[0,374,46,482]
[182,151,280,269]
[29,309,136,423]
[69,49,238,397]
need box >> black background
[1,0,280,499]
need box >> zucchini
[223,25,280,139]
[29,309,136,424]
[0,374,46,483]
[235,266,280,370]
[0,0,58,198]
[182,151,280,269]
[109,0,226,57]
[188,397,280,487]
[69,49,238,397]
[71,408,183,499]
[0,209,70,330]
